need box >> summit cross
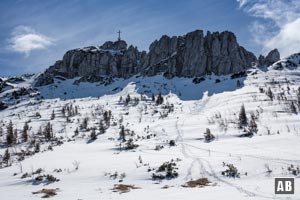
[117,30,121,41]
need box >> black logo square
[275,178,294,194]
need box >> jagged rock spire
[258,49,280,67]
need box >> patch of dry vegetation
[111,184,140,193]
[182,178,210,188]
[32,188,59,198]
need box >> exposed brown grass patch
[112,184,140,193]
[182,178,210,188]
[32,188,59,198]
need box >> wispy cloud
[8,25,54,56]
[237,0,249,8]
[238,0,300,57]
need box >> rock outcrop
[258,49,280,67]
[271,52,300,70]
[35,40,145,86]
[0,101,8,111]
[0,79,14,93]
[143,30,257,77]
[35,29,258,87]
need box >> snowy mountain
[1,42,300,199]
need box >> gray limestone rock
[258,49,280,67]
[142,30,257,77]
[35,29,260,87]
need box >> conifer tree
[51,110,55,120]
[156,93,164,105]
[74,128,79,136]
[125,94,131,104]
[238,104,247,128]
[99,120,105,134]
[266,87,273,101]
[62,107,66,117]
[75,106,79,115]
[3,148,10,166]
[34,142,40,153]
[80,118,89,130]
[248,113,257,133]
[103,111,111,126]
[6,120,14,145]
[90,128,97,140]
[22,122,29,142]
[290,101,297,113]
[204,128,215,142]
[44,122,53,140]
[119,125,126,141]
[13,129,18,144]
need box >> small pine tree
[35,112,41,118]
[74,128,79,137]
[125,94,131,104]
[238,104,247,128]
[119,125,126,141]
[290,101,297,113]
[99,120,105,134]
[103,111,111,126]
[169,140,176,146]
[75,106,79,115]
[51,110,55,120]
[6,120,14,145]
[13,129,18,144]
[248,113,258,133]
[204,128,215,142]
[3,148,10,166]
[62,107,66,117]
[266,87,273,101]
[22,122,29,142]
[34,142,40,153]
[152,94,155,102]
[44,122,53,140]
[90,128,97,140]
[80,117,89,130]
[156,93,164,105]
[125,138,138,150]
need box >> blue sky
[0,0,300,76]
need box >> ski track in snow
[175,93,298,199]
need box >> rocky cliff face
[143,30,257,78]
[35,29,270,87]
[35,40,146,86]
[258,49,280,67]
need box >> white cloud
[237,0,250,8]
[8,26,54,56]
[263,18,300,56]
[238,0,300,57]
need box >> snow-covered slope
[0,64,300,200]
